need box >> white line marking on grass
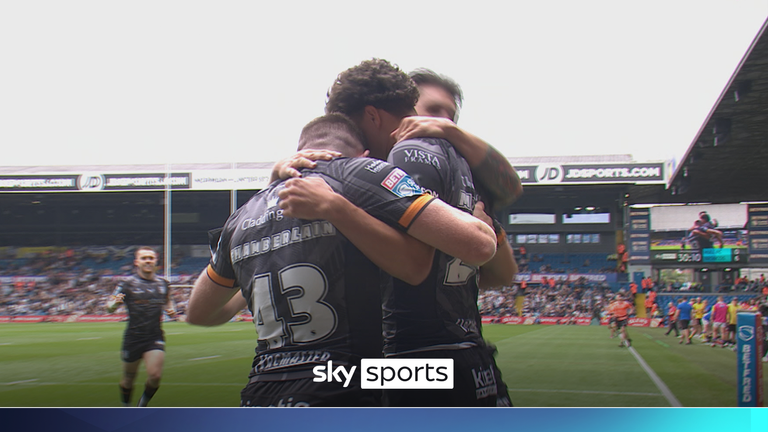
[0,343,11,346]
[189,355,221,361]
[628,346,682,407]
[76,337,102,341]
[508,388,662,397]
[5,379,38,385]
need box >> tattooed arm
[393,116,523,207]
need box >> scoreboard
[652,248,748,264]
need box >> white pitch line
[0,343,12,346]
[189,355,221,361]
[628,346,682,407]
[76,337,102,341]
[508,388,662,397]
[5,379,39,385]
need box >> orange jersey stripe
[206,265,236,288]
[398,194,436,229]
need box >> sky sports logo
[312,359,453,389]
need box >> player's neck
[137,270,156,281]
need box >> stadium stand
[0,246,205,317]
[524,252,614,274]
[1,245,765,320]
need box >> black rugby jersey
[112,274,170,339]
[208,157,434,376]
[385,137,484,354]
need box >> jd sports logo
[78,174,105,191]
[535,165,563,184]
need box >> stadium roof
[0,162,276,175]
[0,155,639,175]
[632,17,768,205]
[7,14,767,201]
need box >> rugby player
[611,295,634,348]
[397,68,520,405]
[186,114,498,406]
[271,59,519,406]
[106,246,175,407]
[682,212,722,249]
[325,61,516,406]
[606,297,617,339]
[392,68,523,208]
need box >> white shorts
[713,321,726,330]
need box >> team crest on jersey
[266,194,279,209]
[381,168,422,198]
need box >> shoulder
[393,137,459,161]
[396,136,451,150]
[222,186,278,232]
[307,157,395,187]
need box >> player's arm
[187,268,248,326]
[404,197,497,267]
[691,228,709,239]
[279,177,496,280]
[393,116,523,206]
[164,287,177,318]
[385,140,499,265]
[279,177,437,285]
[106,285,125,313]
[269,149,342,183]
[471,201,517,289]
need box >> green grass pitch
[0,322,764,407]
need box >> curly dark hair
[325,58,419,118]
[409,67,464,110]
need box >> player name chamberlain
[230,221,336,264]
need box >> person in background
[106,246,175,407]
[611,294,634,348]
[665,300,679,338]
[690,297,706,342]
[676,297,693,345]
[710,296,729,347]
[726,297,740,349]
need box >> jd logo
[535,165,563,184]
[78,174,104,191]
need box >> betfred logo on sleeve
[381,168,423,198]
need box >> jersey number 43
[251,264,338,350]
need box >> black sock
[119,385,132,407]
[137,384,159,407]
